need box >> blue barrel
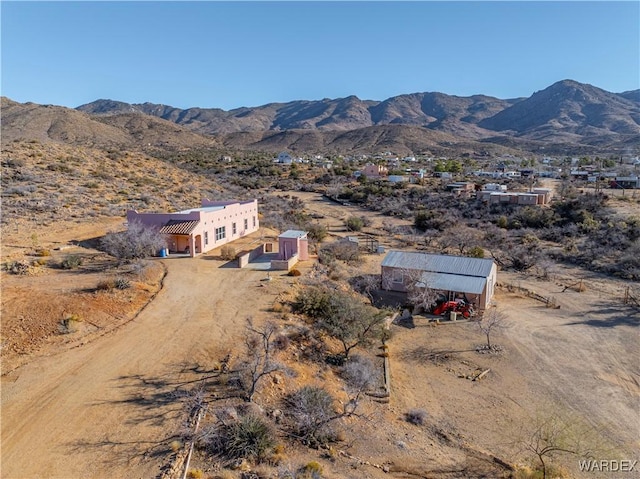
[159,248,167,258]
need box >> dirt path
[1,255,285,478]
[498,272,640,456]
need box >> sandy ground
[2,195,639,478]
[1,228,293,478]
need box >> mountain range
[3,80,639,156]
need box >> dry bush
[405,408,428,426]
[187,469,205,479]
[283,386,337,447]
[96,279,116,291]
[221,245,237,261]
[101,221,166,261]
[198,413,277,463]
[59,314,82,334]
[272,334,290,351]
[97,276,131,291]
[4,260,31,275]
[342,354,379,395]
[60,254,83,270]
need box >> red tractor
[431,299,475,318]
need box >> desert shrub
[307,223,328,243]
[34,258,48,266]
[467,246,485,258]
[99,277,131,290]
[101,221,167,261]
[414,209,449,231]
[60,254,83,270]
[293,287,332,319]
[199,413,276,462]
[220,245,237,261]
[114,276,131,289]
[344,216,364,232]
[284,386,336,446]
[36,249,51,257]
[288,268,301,277]
[405,408,428,425]
[318,241,359,264]
[301,461,323,476]
[342,354,379,394]
[59,314,82,334]
[97,279,116,291]
[4,260,31,275]
[187,469,204,479]
[273,334,290,351]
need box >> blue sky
[2,1,638,110]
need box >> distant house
[483,183,508,192]
[610,176,640,189]
[381,251,497,310]
[276,152,293,164]
[362,163,389,178]
[127,199,259,257]
[477,188,552,205]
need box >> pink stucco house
[362,163,389,178]
[278,230,309,261]
[126,199,259,257]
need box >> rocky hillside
[478,80,640,142]
[5,80,639,156]
[76,80,640,151]
[1,97,217,150]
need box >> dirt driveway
[497,271,640,456]
[1,253,288,479]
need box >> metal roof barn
[381,251,494,278]
[418,272,487,295]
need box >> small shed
[278,230,309,261]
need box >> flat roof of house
[279,230,308,239]
[381,251,494,278]
[176,205,225,214]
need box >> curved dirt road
[1,256,280,478]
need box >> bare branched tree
[342,354,379,409]
[101,221,167,262]
[236,318,281,402]
[401,268,441,314]
[351,274,381,303]
[474,307,507,349]
[514,408,602,479]
[441,224,482,255]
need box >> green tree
[307,223,328,243]
[318,292,387,359]
[344,216,364,232]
